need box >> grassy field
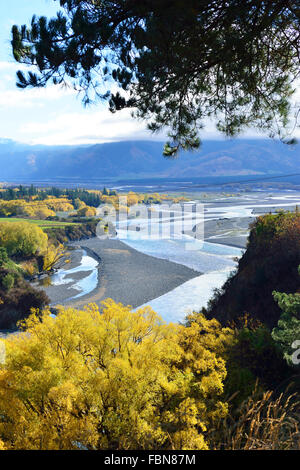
[0,218,79,229]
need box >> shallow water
[48,250,99,301]
[116,235,241,273]
[48,193,300,322]
[119,195,300,322]
[126,237,239,322]
[137,269,232,322]
[114,204,242,321]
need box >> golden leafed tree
[0,300,233,450]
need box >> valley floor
[44,238,201,311]
[3,190,300,330]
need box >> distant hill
[0,138,299,181]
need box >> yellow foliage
[0,301,232,450]
[0,197,73,219]
[43,197,74,212]
[126,192,139,206]
[77,206,97,217]
[33,206,56,219]
[21,260,37,277]
[74,198,86,210]
[43,243,64,271]
[0,221,48,257]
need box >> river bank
[30,204,256,317]
[42,238,201,310]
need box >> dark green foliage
[101,187,117,196]
[0,248,9,267]
[225,322,291,403]
[11,1,300,156]
[65,189,101,207]
[1,274,15,291]
[272,286,300,366]
[0,267,49,329]
[206,211,300,328]
[0,285,49,329]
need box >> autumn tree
[0,198,71,219]
[0,300,233,450]
[77,205,97,217]
[43,243,65,271]
[0,221,48,258]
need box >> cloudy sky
[0,1,299,147]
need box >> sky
[0,1,299,147]
[0,0,165,146]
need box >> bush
[272,281,300,367]
[0,276,49,329]
[2,274,14,291]
[224,317,291,403]
[0,300,231,450]
[0,248,8,267]
[45,221,98,245]
[76,206,97,217]
[21,260,38,277]
[0,221,48,258]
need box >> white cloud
[0,83,76,108]
[0,61,19,71]
[1,60,298,145]
[19,105,300,146]
[0,60,77,108]
[20,108,168,145]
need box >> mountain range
[0,138,299,182]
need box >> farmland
[0,218,79,229]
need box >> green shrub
[272,282,300,366]
[0,247,8,267]
[2,273,15,291]
[225,317,291,403]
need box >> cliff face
[206,212,300,328]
